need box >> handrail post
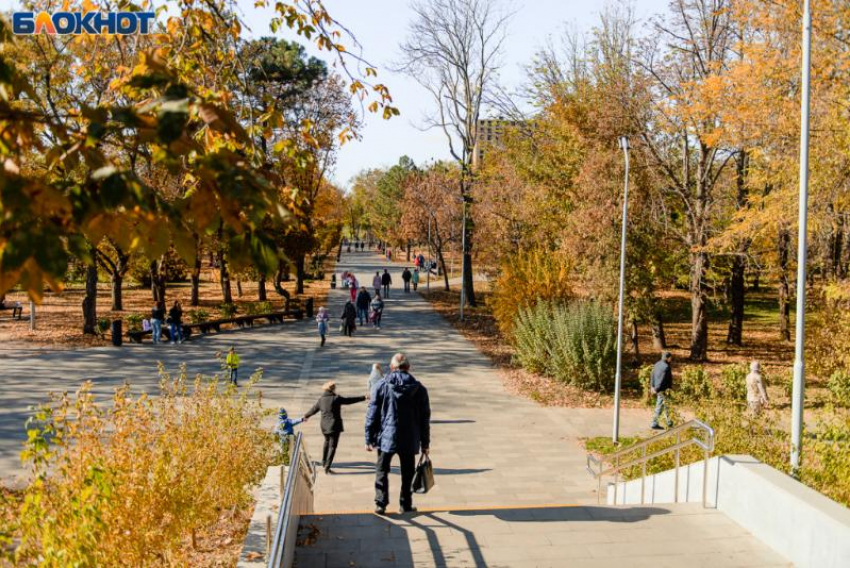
[613,454,619,505]
[640,444,647,505]
[703,445,710,508]
[675,431,681,503]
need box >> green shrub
[512,301,553,374]
[638,365,654,406]
[96,317,111,336]
[188,309,211,324]
[547,302,617,391]
[828,371,850,407]
[219,303,238,318]
[720,364,748,402]
[512,300,616,392]
[246,301,274,316]
[124,314,144,332]
[679,365,712,400]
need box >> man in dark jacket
[355,287,372,326]
[650,351,674,430]
[305,381,366,474]
[401,268,412,293]
[381,269,392,298]
[365,352,431,515]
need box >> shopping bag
[412,454,434,494]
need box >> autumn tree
[397,0,512,307]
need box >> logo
[12,11,155,35]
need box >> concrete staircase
[293,503,790,568]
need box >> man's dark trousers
[383,284,390,298]
[322,433,340,470]
[375,450,415,509]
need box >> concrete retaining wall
[607,454,850,567]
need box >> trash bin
[111,319,123,347]
[305,298,314,319]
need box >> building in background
[472,118,519,169]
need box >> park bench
[126,308,305,343]
[0,303,24,320]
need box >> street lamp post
[791,0,812,476]
[460,200,467,321]
[613,136,630,443]
[427,216,432,293]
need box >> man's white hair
[390,352,410,370]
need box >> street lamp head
[619,136,630,151]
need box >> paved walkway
[296,503,789,568]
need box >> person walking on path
[372,272,382,296]
[367,363,384,397]
[411,269,420,291]
[746,361,770,415]
[341,300,357,337]
[226,346,240,386]
[381,269,392,298]
[305,381,366,474]
[316,307,330,346]
[650,351,674,430]
[402,268,412,293]
[168,300,183,344]
[370,292,384,330]
[348,275,359,303]
[356,287,372,326]
[151,301,165,344]
[365,353,431,515]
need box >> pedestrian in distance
[382,269,392,298]
[367,363,384,398]
[226,346,240,386]
[417,253,425,269]
[412,269,420,291]
[305,381,366,474]
[372,271,382,296]
[746,361,770,416]
[402,268,412,293]
[370,292,384,330]
[341,300,357,337]
[650,351,674,430]
[316,306,330,346]
[356,286,372,326]
[151,301,165,344]
[365,353,431,515]
[168,300,183,344]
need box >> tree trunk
[295,254,306,295]
[752,269,760,291]
[630,319,640,363]
[436,245,450,291]
[150,260,166,304]
[651,311,666,350]
[689,249,709,361]
[219,250,233,304]
[726,256,745,345]
[190,254,201,307]
[829,206,844,279]
[460,177,476,307]
[406,240,411,262]
[236,279,243,298]
[778,228,791,342]
[111,274,123,312]
[258,275,267,301]
[82,255,98,335]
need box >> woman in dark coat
[304,381,366,474]
[341,300,357,337]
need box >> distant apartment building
[472,118,518,170]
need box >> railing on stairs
[586,419,715,507]
[267,432,317,568]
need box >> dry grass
[420,282,833,414]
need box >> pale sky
[233,0,674,188]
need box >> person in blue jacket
[365,352,431,515]
[274,407,307,456]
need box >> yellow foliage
[11,367,276,567]
[489,248,573,334]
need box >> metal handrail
[267,432,316,568]
[586,419,715,507]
